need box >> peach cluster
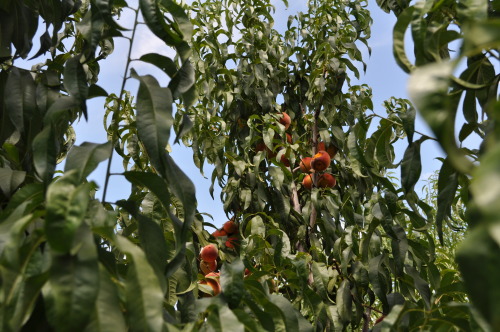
[212,220,240,249]
[198,244,221,296]
[301,141,338,190]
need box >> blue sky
[17,0,451,228]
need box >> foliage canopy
[0,0,498,331]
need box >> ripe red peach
[225,237,240,249]
[279,112,291,129]
[280,154,290,167]
[200,244,218,263]
[317,173,336,188]
[286,133,292,144]
[311,150,331,171]
[199,278,221,296]
[299,157,312,173]
[317,142,338,159]
[302,174,313,190]
[255,142,266,152]
[223,220,238,234]
[212,229,227,237]
[200,260,217,274]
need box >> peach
[200,260,217,274]
[223,220,238,234]
[206,272,220,278]
[279,112,291,129]
[200,244,218,263]
[199,278,221,296]
[317,142,338,158]
[299,157,312,173]
[286,133,292,144]
[280,154,290,167]
[255,142,266,152]
[212,229,227,237]
[317,173,336,188]
[302,174,313,190]
[225,237,240,249]
[311,150,331,171]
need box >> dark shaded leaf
[436,158,459,244]
[131,69,173,176]
[64,55,88,120]
[0,167,26,198]
[220,259,245,308]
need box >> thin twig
[102,7,140,203]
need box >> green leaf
[65,142,112,182]
[436,158,459,244]
[471,144,500,220]
[0,167,26,198]
[45,171,91,253]
[159,0,193,41]
[115,236,164,332]
[137,214,169,280]
[336,279,352,324]
[404,265,431,310]
[84,265,127,332]
[456,225,500,330]
[139,53,177,77]
[369,254,389,313]
[88,84,108,99]
[174,113,193,144]
[375,125,397,168]
[408,62,473,174]
[399,103,416,144]
[463,19,500,56]
[393,6,415,73]
[220,259,245,309]
[5,68,25,136]
[64,55,89,119]
[401,138,424,194]
[76,4,105,57]
[32,125,58,185]
[458,0,488,23]
[44,224,99,332]
[169,59,195,98]
[131,69,173,176]
[139,0,183,48]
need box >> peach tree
[0,0,495,331]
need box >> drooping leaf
[408,62,473,174]
[139,53,177,77]
[392,6,415,73]
[32,125,58,185]
[131,69,173,176]
[401,138,425,194]
[44,224,99,332]
[84,264,127,332]
[436,158,459,244]
[64,55,89,119]
[115,236,164,332]
[65,142,112,182]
